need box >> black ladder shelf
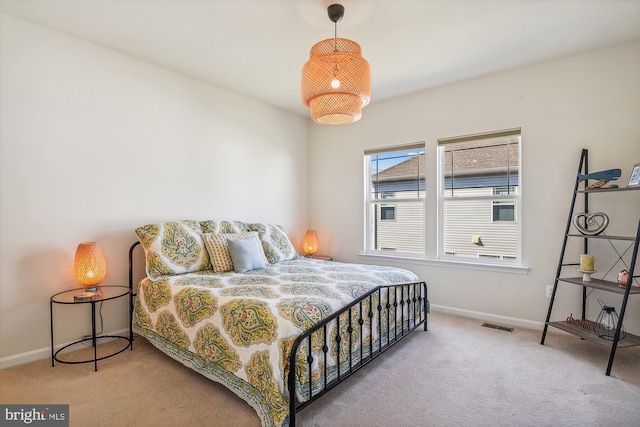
[540,148,640,376]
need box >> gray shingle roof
[372,141,518,182]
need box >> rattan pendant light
[301,4,371,125]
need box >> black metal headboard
[128,241,141,294]
[128,241,141,345]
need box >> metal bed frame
[128,241,428,427]
[287,280,427,426]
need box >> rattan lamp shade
[302,38,371,125]
[302,230,319,256]
[73,242,106,287]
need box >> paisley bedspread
[133,257,420,427]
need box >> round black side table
[50,285,132,371]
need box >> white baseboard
[430,304,545,331]
[0,328,130,369]
[0,346,52,369]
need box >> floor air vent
[481,322,514,332]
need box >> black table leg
[50,300,55,367]
[91,301,97,371]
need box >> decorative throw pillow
[218,220,251,234]
[199,220,219,234]
[202,231,259,272]
[200,220,251,234]
[227,237,267,273]
[135,220,212,280]
[248,223,299,264]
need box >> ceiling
[2,0,640,119]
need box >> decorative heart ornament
[573,212,609,235]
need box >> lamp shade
[302,230,319,256]
[73,242,106,287]
[301,38,371,125]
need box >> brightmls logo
[1,405,68,426]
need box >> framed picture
[628,163,640,187]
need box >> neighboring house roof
[374,154,426,182]
[373,141,519,182]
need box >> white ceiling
[2,0,640,119]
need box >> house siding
[443,197,518,258]
[375,201,424,252]
[373,185,518,257]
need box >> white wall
[0,14,309,363]
[309,40,640,328]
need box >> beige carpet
[2,312,640,426]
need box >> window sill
[358,253,529,275]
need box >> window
[492,187,515,222]
[380,206,396,220]
[492,202,515,222]
[363,130,522,270]
[438,129,521,264]
[365,143,425,255]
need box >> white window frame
[360,133,528,275]
[436,128,522,267]
[364,143,426,257]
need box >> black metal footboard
[287,281,428,427]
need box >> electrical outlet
[546,285,553,298]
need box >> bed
[129,220,428,427]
